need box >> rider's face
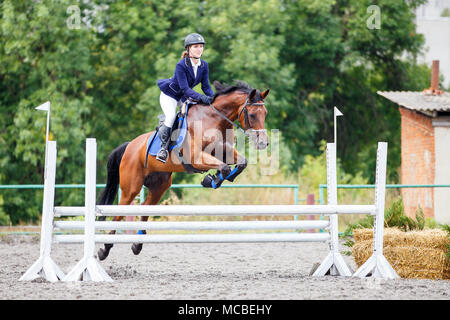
[189,44,204,59]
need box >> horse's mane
[212,80,260,102]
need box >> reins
[206,93,266,136]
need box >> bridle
[207,93,266,136]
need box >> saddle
[144,101,205,174]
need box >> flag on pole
[35,101,51,179]
[334,106,343,117]
[334,106,343,146]
[35,101,50,112]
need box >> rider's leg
[157,92,177,163]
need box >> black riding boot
[156,124,172,163]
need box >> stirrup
[156,148,168,163]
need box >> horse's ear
[213,80,224,91]
[261,89,270,99]
[249,89,257,101]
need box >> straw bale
[353,228,448,251]
[351,228,450,280]
[353,228,374,242]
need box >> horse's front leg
[222,143,247,182]
[194,151,232,185]
[189,140,232,175]
[188,142,232,189]
[192,142,247,188]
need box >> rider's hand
[200,95,213,104]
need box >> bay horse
[96,80,270,260]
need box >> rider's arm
[175,63,204,101]
[201,62,215,97]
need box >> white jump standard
[20,138,399,282]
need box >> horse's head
[212,80,270,150]
[238,88,270,150]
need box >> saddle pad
[146,104,189,156]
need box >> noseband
[208,93,266,136]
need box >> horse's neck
[213,94,245,121]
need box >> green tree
[0,0,97,223]
[0,0,431,224]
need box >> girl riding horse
[97,80,270,260]
[156,33,215,163]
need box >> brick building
[378,61,450,223]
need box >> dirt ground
[0,234,448,300]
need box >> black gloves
[200,95,213,104]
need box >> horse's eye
[250,114,256,119]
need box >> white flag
[334,106,343,117]
[35,101,50,111]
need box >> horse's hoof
[131,243,143,255]
[98,243,113,261]
[201,174,214,188]
[98,248,109,261]
[219,164,231,178]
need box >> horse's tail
[97,142,129,209]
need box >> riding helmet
[184,33,205,48]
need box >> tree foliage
[0,0,432,224]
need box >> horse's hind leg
[97,187,142,261]
[97,215,123,261]
[131,172,173,256]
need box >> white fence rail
[54,204,377,216]
[54,220,330,231]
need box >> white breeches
[160,92,179,127]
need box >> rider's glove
[200,95,213,105]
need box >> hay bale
[352,228,450,280]
[353,228,374,242]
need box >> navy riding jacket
[157,58,214,102]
